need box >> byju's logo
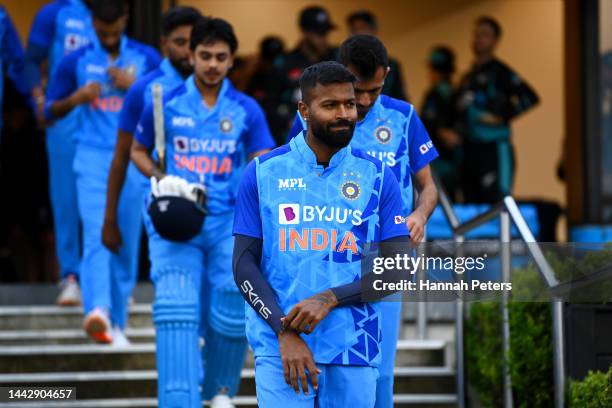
[419,141,434,154]
[173,136,189,153]
[278,178,307,191]
[279,204,300,225]
[394,215,406,224]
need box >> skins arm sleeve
[232,234,285,334]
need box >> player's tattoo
[312,290,337,306]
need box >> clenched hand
[108,67,135,90]
[72,82,101,106]
[282,289,338,334]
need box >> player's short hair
[429,46,455,75]
[476,15,502,38]
[299,61,356,103]
[339,34,388,79]
[190,17,238,54]
[91,0,127,23]
[161,6,202,37]
[346,10,378,31]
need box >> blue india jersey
[28,0,92,80]
[233,132,408,367]
[0,5,28,131]
[118,58,184,134]
[288,95,439,215]
[135,76,276,215]
[45,35,160,149]
[28,0,93,135]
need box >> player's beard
[171,58,193,78]
[196,68,224,89]
[103,42,121,55]
[310,118,355,148]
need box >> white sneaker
[56,276,81,306]
[83,308,113,344]
[210,394,234,408]
[111,327,131,348]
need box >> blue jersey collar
[184,75,230,115]
[92,35,128,58]
[159,58,183,82]
[291,131,350,169]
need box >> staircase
[0,286,457,407]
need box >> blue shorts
[255,356,378,408]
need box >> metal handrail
[432,178,565,408]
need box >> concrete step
[0,397,259,408]
[0,368,256,399]
[395,339,446,367]
[0,344,157,373]
[0,339,447,373]
[0,328,155,345]
[0,284,154,306]
[0,303,456,406]
[394,366,455,394]
[0,394,457,408]
[0,305,153,330]
[0,366,455,399]
[393,393,457,407]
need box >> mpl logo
[419,141,434,155]
[279,204,300,225]
[172,116,195,128]
[65,18,85,30]
[278,178,306,191]
[85,64,105,75]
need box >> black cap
[299,6,336,35]
[148,196,206,242]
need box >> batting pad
[202,288,248,398]
[153,267,202,408]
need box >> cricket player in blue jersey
[132,17,275,408]
[287,35,439,407]
[0,5,29,136]
[45,0,160,344]
[233,61,410,407]
[102,7,202,264]
[25,0,94,306]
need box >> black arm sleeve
[233,234,285,334]
[330,235,411,306]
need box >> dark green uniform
[455,58,539,203]
[421,80,461,200]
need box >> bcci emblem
[341,181,361,200]
[220,118,233,134]
[375,126,392,144]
